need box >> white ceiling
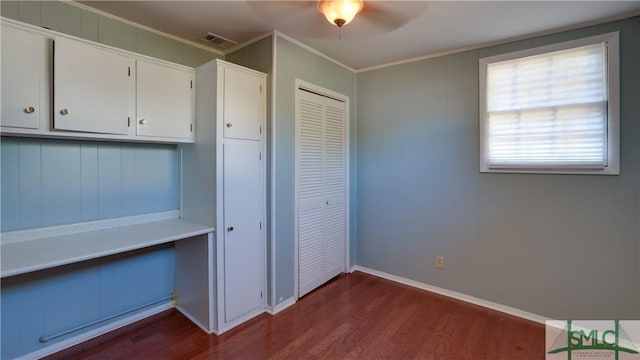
[79,1,640,71]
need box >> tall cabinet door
[1,25,46,129]
[296,88,347,298]
[222,141,264,323]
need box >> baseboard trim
[266,297,297,315]
[15,301,173,360]
[353,266,548,325]
[217,308,267,335]
[176,306,217,335]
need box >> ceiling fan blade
[246,1,316,24]
[359,1,429,32]
[247,0,349,39]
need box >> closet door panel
[323,98,346,279]
[297,91,325,297]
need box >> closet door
[297,88,347,298]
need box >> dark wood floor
[47,271,545,359]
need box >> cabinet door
[223,68,263,140]
[53,37,132,135]
[223,141,263,323]
[1,26,45,129]
[136,60,193,139]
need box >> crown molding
[357,10,640,73]
[64,0,224,56]
[225,31,275,55]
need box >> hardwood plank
[47,271,545,359]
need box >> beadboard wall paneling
[1,246,174,359]
[1,138,179,232]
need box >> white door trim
[293,79,350,300]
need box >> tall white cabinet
[296,86,348,298]
[179,59,266,334]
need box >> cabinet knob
[226,123,233,128]
[139,119,147,125]
[24,106,35,114]
[60,109,70,116]
[227,226,234,232]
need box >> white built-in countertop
[1,217,214,278]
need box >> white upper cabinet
[1,20,196,143]
[136,60,194,140]
[1,25,47,129]
[53,37,133,135]
[222,67,263,140]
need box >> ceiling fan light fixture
[317,0,363,28]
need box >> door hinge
[259,125,262,134]
[190,123,193,132]
[260,291,263,299]
[128,67,131,77]
[259,152,262,160]
[260,221,262,230]
[128,117,131,127]
[260,84,262,93]
[190,80,193,89]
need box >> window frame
[479,32,620,175]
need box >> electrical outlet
[436,256,445,269]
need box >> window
[479,32,619,175]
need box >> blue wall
[273,36,357,305]
[1,246,174,359]
[0,138,181,358]
[1,138,179,232]
[356,16,640,320]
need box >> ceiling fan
[317,0,364,28]
[247,1,428,39]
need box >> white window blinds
[485,43,608,168]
